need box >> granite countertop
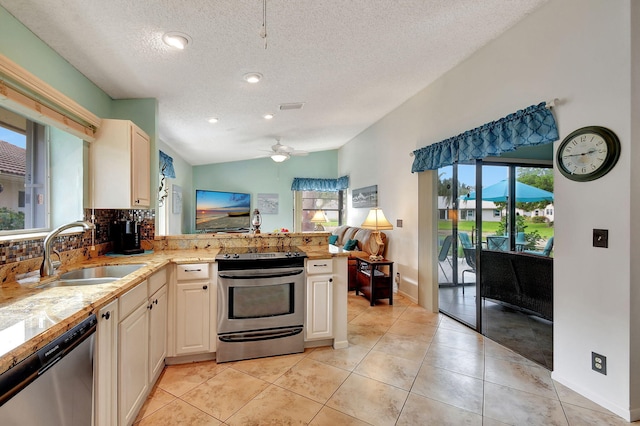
[0,245,345,376]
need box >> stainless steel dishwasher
[0,314,97,426]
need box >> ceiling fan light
[163,32,190,49]
[243,72,263,83]
[208,117,219,123]
[263,113,274,120]
[271,153,289,162]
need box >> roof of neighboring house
[0,140,25,176]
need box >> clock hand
[563,148,598,158]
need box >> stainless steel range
[216,246,307,363]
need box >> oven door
[217,267,305,335]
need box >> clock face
[559,133,607,175]
[557,126,620,182]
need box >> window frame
[293,190,345,232]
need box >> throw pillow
[329,235,338,245]
[343,239,358,251]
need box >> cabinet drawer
[119,280,147,319]
[148,268,167,295]
[307,259,333,274]
[176,263,209,281]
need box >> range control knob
[232,253,240,259]
[223,253,230,259]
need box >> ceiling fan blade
[290,150,308,156]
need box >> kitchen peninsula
[0,232,348,425]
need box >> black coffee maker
[110,219,144,255]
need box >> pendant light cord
[261,0,268,49]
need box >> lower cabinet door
[175,281,210,355]
[95,300,118,426]
[119,302,149,426]
[149,285,167,381]
[306,275,334,340]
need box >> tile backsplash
[0,209,155,267]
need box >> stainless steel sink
[39,263,146,288]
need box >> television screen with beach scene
[195,190,251,232]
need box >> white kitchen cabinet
[148,269,168,383]
[95,300,118,426]
[148,284,167,382]
[91,119,151,208]
[118,297,149,426]
[305,259,334,341]
[173,263,211,355]
[174,281,209,354]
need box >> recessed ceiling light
[163,32,191,49]
[243,72,263,84]
[263,113,274,120]
[208,117,219,124]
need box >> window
[294,190,344,232]
[0,105,84,234]
[493,209,501,218]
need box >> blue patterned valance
[411,102,559,172]
[291,176,349,192]
[159,150,176,178]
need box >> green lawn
[439,219,554,239]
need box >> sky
[439,164,509,190]
[0,127,26,148]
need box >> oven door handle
[218,327,303,343]
[218,269,303,280]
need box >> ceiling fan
[267,139,309,162]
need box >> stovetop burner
[215,246,307,261]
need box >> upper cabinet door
[91,119,151,209]
[131,125,151,207]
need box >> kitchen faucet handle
[51,249,62,270]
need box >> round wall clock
[557,126,621,182]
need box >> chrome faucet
[40,220,94,277]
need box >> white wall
[339,0,637,420]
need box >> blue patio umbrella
[463,179,554,203]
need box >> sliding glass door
[437,163,478,329]
[437,161,554,369]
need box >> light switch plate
[593,229,608,248]
[396,219,403,228]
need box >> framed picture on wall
[257,193,279,214]
[352,185,378,208]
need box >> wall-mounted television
[195,190,251,232]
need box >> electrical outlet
[396,219,403,228]
[395,272,400,284]
[592,352,607,375]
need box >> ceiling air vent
[279,102,305,111]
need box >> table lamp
[310,210,328,231]
[360,208,393,260]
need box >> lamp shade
[361,208,393,230]
[310,210,327,223]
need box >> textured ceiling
[0,0,547,165]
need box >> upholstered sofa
[330,225,388,290]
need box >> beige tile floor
[134,292,634,425]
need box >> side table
[355,257,394,306]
